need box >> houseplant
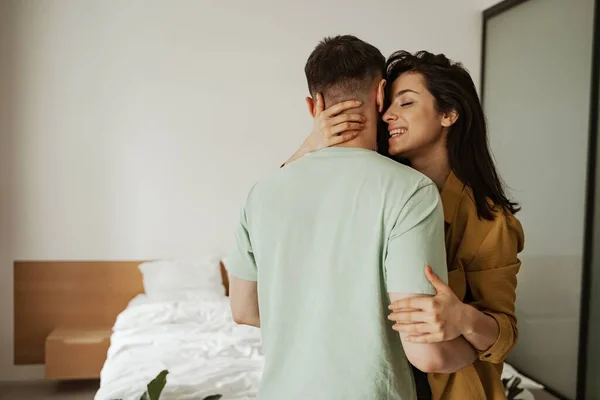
[114,370,222,400]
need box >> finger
[389,296,433,311]
[329,131,359,145]
[425,265,448,293]
[323,99,362,117]
[315,93,325,116]
[392,323,435,334]
[404,333,444,344]
[329,113,366,127]
[329,122,364,136]
[387,311,430,323]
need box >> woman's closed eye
[400,101,414,107]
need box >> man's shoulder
[377,157,427,179]
[371,156,436,195]
[242,167,291,207]
[246,152,434,203]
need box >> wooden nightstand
[45,328,112,380]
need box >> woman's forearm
[437,336,478,373]
[460,304,500,352]
[283,144,310,167]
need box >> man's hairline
[309,73,384,101]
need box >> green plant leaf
[142,370,169,400]
[203,395,223,400]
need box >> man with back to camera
[226,35,477,399]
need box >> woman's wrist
[458,303,500,352]
[458,303,476,337]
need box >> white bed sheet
[96,293,542,400]
[95,293,264,400]
[501,362,544,400]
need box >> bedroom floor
[0,381,563,400]
[0,380,99,399]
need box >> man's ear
[441,109,459,128]
[377,79,386,113]
[306,96,316,117]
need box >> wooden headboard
[14,260,229,365]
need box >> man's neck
[334,141,375,151]
[332,127,378,151]
[409,142,451,191]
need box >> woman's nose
[382,109,396,123]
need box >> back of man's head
[305,35,385,107]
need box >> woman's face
[382,72,447,159]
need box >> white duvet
[95,294,264,400]
[95,293,542,400]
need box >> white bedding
[501,363,544,400]
[95,293,264,400]
[95,293,542,400]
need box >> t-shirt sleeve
[384,183,448,294]
[227,203,258,281]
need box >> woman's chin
[387,144,407,158]
[388,136,407,156]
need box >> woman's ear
[441,110,459,128]
[377,79,386,113]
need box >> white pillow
[138,257,225,298]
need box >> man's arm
[227,195,260,327]
[385,182,476,373]
[229,275,260,327]
[390,293,476,373]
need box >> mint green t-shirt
[228,147,448,400]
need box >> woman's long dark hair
[379,50,520,220]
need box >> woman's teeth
[389,128,407,137]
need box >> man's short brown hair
[305,35,385,104]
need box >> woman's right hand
[305,92,365,151]
[283,93,365,166]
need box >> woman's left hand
[388,265,466,343]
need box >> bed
[94,258,264,400]
[14,259,542,400]
[93,258,541,400]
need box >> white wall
[478,0,504,10]
[1,0,486,381]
